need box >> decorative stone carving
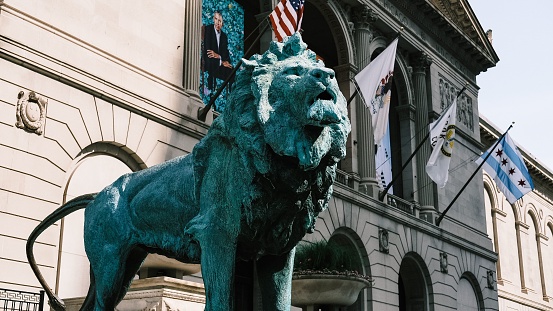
[352,5,378,30]
[487,270,495,289]
[379,228,389,253]
[439,252,448,273]
[15,91,47,135]
[438,76,474,131]
[410,52,432,73]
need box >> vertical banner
[354,38,398,145]
[201,1,244,112]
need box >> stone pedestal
[64,277,205,311]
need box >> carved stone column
[411,53,434,221]
[491,208,503,284]
[183,0,202,99]
[353,6,379,196]
[335,63,359,179]
[515,221,527,292]
[536,233,548,301]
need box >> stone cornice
[492,208,507,218]
[383,0,497,74]
[498,288,552,311]
[515,220,530,230]
[537,232,548,241]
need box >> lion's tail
[26,193,97,311]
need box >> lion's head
[215,33,351,174]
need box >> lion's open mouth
[307,89,340,126]
[316,90,333,101]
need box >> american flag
[269,0,305,42]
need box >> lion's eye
[283,67,302,76]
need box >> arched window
[328,229,372,311]
[546,223,553,300]
[483,186,495,250]
[398,252,434,311]
[56,152,135,298]
[521,211,542,295]
[457,274,484,311]
[495,198,520,286]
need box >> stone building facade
[0,0,501,310]
[481,117,553,311]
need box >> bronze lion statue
[27,33,350,311]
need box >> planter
[291,273,372,307]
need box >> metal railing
[0,288,44,311]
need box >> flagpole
[198,20,271,121]
[348,28,404,107]
[378,84,467,201]
[347,89,358,106]
[435,123,514,226]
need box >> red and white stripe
[269,0,304,42]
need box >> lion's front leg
[256,248,295,311]
[198,228,238,311]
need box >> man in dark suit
[204,11,233,92]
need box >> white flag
[475,133,534,204]
[354,38,398,144]
[376,124,393,191]
[426,98,457,188]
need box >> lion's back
[84,154,199,252]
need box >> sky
[468,1,553,169]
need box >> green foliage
[294,240,361,273]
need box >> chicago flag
[476,133,534,204]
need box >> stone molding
[491,207,507,217]
[515,220,530,230]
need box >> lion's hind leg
[87,246,146,311]
[114,247,148,303]
[79,268,96,311]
